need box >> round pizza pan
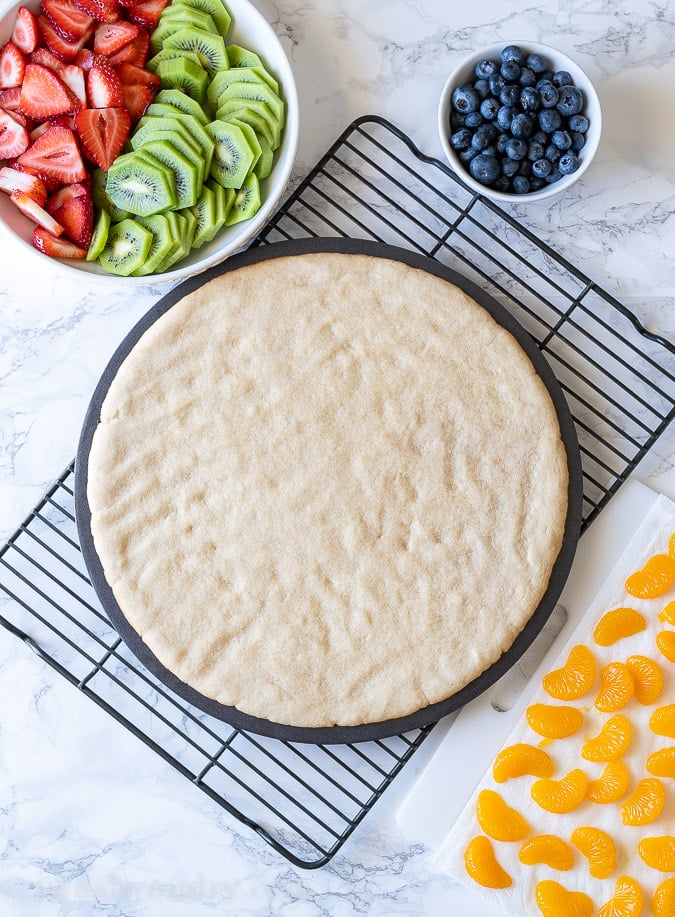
[75,237,584,745]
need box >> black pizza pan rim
[74,236,583,745]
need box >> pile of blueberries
[448,45,589,195]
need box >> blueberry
[552,69,573,87]
[526,53,547,74]
[552,129,572,150]
[479,97,500,120]
[497,104,516,130]
[544,143,561,164]
[537,81,559,108]
[475,59,498,80]
[450,110,466,130]
[465,111,484,128]
[496,133,510,153]
[529,177,545,191]
[527,140,545,160]
[501,158,519,177]
[501,44,524,63]
[500,83,520,106]
[452,84,482,113]
[570,130,586,151]
[532,157,552,178]
[459,147,479,164]
[493,174,512,192]
[512,174,530,193]
[471,123,498,150]
[520,86,540,113]
[469,152,500,184]
[511,113,534,139]
[518,159,532,177]
[568,113,589,133]
[518,67,536,87]
[488,73,506,96]
[450,127,473,150]
[558,150,579,174]
[500,60,520,81]
[538,107,562,132]
[504,137,528,160]
[556,85,584,116]
[474,78,491,99]
[532,129,548,145]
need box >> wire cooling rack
[1,117,674,869]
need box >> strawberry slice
[0,109,29,157]
[120,81,153,123]
[0,86,22,110]
[59,64,87,107]
[126,0,169,31]
[116,61,159,89]
[86,54,123,107]
[106,42,136,65]
[19,63,77,119]
[11,7,39,55]
[29,47,65,72]
[42,0,95,43]
[73,48,94,70]
[45,180,89,212]
[11,190,65,235]
[7,158,63,192]
[75,105,129,169]
[127,26,149,65]
[53,191,93,246]
[38,14,94,63]
[18,123,87,184]
[0,165,47,205]
[73,0,120,24]
[0,42,26,89]
[33,225,87,258]
[93,20,138,56]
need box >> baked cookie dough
[86,251,569,728]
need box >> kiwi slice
[156,56,209,103]
[228,117,262,170]
[150,8,217,54]
[173,0,231,39]
[163,27,228,73]
[190,183,218,248]
[92,168,130,221]
[139,113,215,175]
[154,88,209,125]
[132,119,204,181]
[141,141,201,208]
[226,44,262,69]
[131,214,175,276]
[155,210,184,271]
[224,172,260,225]
[205,176,234,224]
[207,66,279,108]
[106,150,178,216]
[86,207,110,261]
[98,218,153,276]
[218,80,285,125]
[215,101,278,150]
[253,134,274,179]
[146,48,203,74]
[207,119,257,188]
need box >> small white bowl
[438,41,601,203]
[0,0,299,283]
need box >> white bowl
[438,41,601,203]
[0,0,299,283]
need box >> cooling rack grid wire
[1,116,674,868]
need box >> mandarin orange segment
[542,644,596,700]
[625,655,664,705]
[621,777,666,826]
[587,760,631,804]
[593,607,647,647]
[595,662,635,713]
[519,835,574,871]
[531,768,588,814]
[526,703,584,740]
[638,835,675,871]
[669,532,675,559]
[581,714,632,762]
[492,743,554,783]
[650,704,675,738]
[653,877,675,917]
[475,788,529,841]
[658,600,675,625]
[535,880,594,917]
[571,825,617,879]
[646,746,675,779]
[625,553,675,599]
[464,834,512,888]
[655,630,675,662]
[598,876,643,917]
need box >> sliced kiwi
[205,177,234,225]
[146,47,203,73]
[218,80,284,125]
[226,44,262,69]
[253,134,274,179]
[207,66,279,108]
[137,112,216,175]
[215,101,278,149]
[174,0,231,39]
[190,183,217,248]
[86,207,110,261]
[150,9,217,54]
[224,172,260,225]
[130,122,203,182]
[155,210,184,271]
[140,141,201,208]
[106,150,178,217]
[98,218,153,276]
[131,213,175,276]
[228,117,261,170]
[92,168,130,221]
[207,119,257,188]
[176,207,198,251]
[153,88,209,125]
[163,27,228,73]
[156,56,209,103]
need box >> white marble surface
[1,0,675,914]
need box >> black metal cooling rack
[1,116,674,869]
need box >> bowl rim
[437,40,602,203]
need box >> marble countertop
[1,0,674,913]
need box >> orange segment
[464,835,512,888]
[571,825,617,879]
[519,835,574,871]
[535,880,594,917]
[621,777,666,826]
[650,704,675,738]
[669,532,675,559]
[658,600,675,625]
[598,876,643,917]
[531,768,588,814]
[594,662,635,713]
[638,835,675,871]
[475,788,529,841]
[543,644,596,700]
[493,743,554,783]
[526,703,584,740]
[582,714,632,762]
[593,607,646,646]
[653,877,675,917]
[655,630,675,662]
[625,553,675,599]
[625,655,664,705]
[587,760,631,804]
[646,747,675,779]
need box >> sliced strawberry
[75,105,129,169]
[29,47,65,72]
[30,112,72,141]
[42,0,95,42]
[53,191,93,246]
[11,190,65,235]
[0,42,26,90]
[33,225,87,258]
[0,165,47,205]
[0,86,22,110]
[73,0,120,23]
[6,109,31,129]
[0,108,29,157]
[127,26,149,65]
[116,61,159,89]
[45,179,88,213]
[18,124,87,184]
[106,42,136,65]
[11,7,39,56]
[120,81,153,123]
[59,63,87,107]
[20,63,77,119]
[39,14,94,63]
[7,158,62,191]
[73,48,94,70]
[86,54,123,107]
[93,20,138,56]
[126,0,168,31]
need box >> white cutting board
[396,478,661,853]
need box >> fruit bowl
[438,41,601,203]
[0,0,299,282]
